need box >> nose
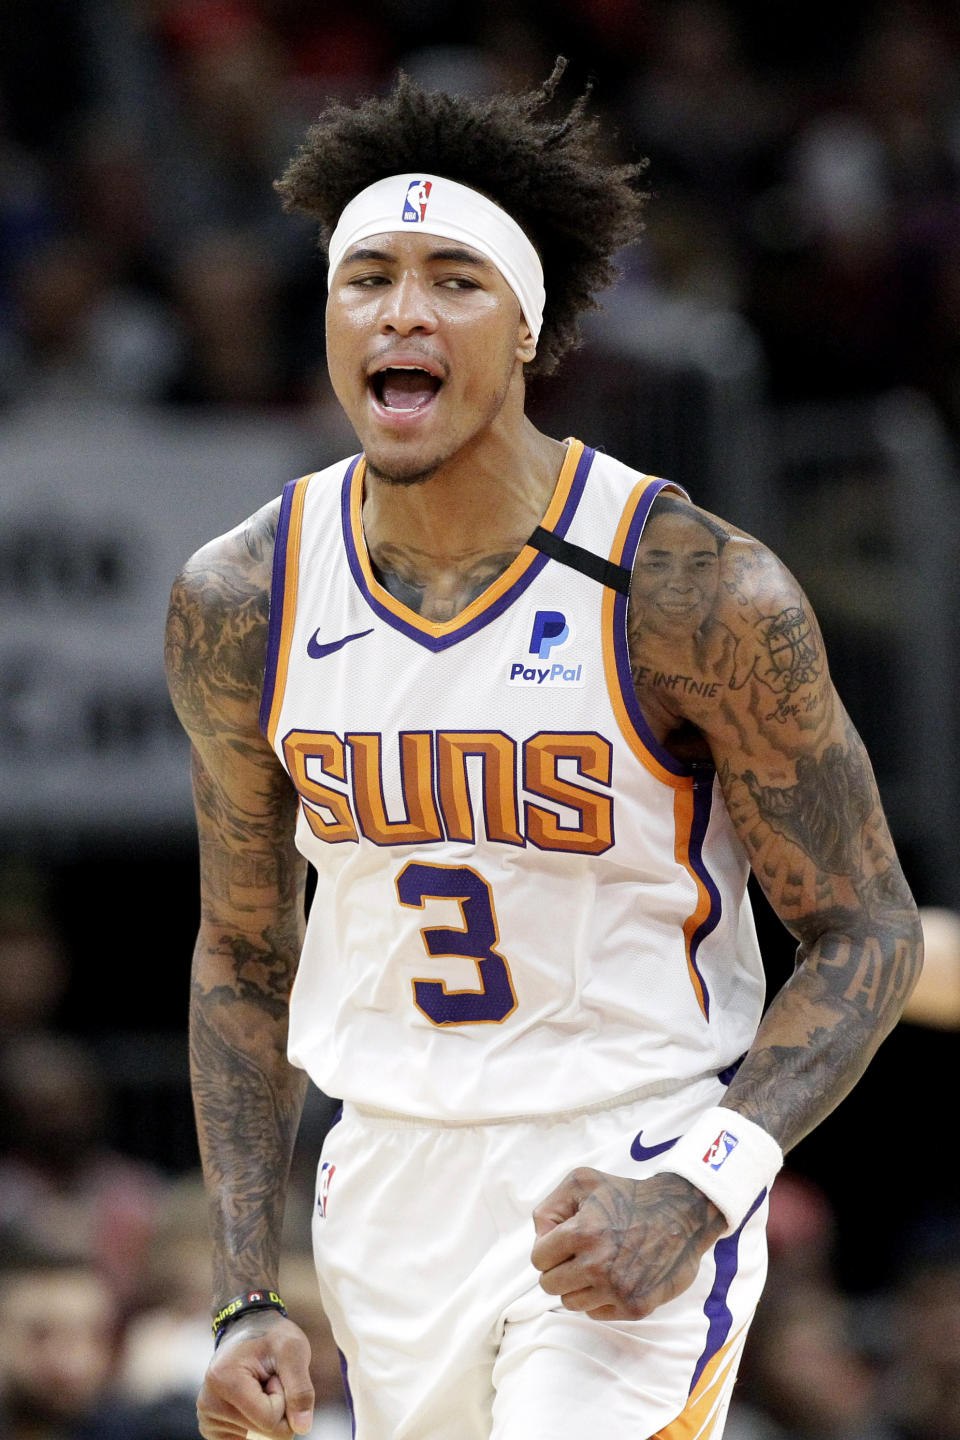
[660,561,689,589]
[378,273,438,336]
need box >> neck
[361,417,567,623]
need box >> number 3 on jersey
[395,862,518,1025]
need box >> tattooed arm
[532,495,921,1322]
[631,501,923,1150]
[165,500,315,1439]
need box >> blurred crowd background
[2,1,959,1437]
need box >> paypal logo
[508,610,582,686]
[530,610,569,659]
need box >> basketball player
[165,67,922,1440]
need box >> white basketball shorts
[310,1074,768,1440]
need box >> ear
[516,320,537,366]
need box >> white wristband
[659,1106,783,1235]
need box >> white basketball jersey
[260,440,765,1120]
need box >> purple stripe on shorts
[717,1053,746,1087]
[337,1348,356,1436]
[689,1188,767,1395]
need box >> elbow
[898,905,925,1011]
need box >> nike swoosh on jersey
[630,1131,680,1162]
[307,627,374,659]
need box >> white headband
[326,173,545,342]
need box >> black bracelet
[212,1289,288,1347]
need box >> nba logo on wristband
[661,1107,782,1234]
[703,1129,739,1170]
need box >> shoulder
[629,493,823,729]
[174,494,282,610]
[165,496,283,742]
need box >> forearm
[191,924,308,1304]
[724,906,923,1153]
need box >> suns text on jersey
[282,728,614,853]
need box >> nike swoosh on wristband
[307,627,374,659]
[630,1131,680,1162]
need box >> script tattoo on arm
[628,495,922,1153]
[165,500,309,1303]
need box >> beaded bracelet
[212,1289,288,1347]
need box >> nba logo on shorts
[318,1161,336,1218]
[703,1129,739,1170]
[403,180,432,223]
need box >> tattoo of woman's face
[632,510,722,639]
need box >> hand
[197,1311,315,1439]
[531,1167,725,1321]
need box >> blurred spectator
[5,236,179,403]
[165,230,284,404]
[0,1250,120,1440]
[625,0,789,215]
[764,1171,837,1286]
[0,868,69,1037]
[886,1238,960,1440]
[728,1279,897,1440]
[145,2,306,260]
[67,119,165,294]
[0,1242,205,1440]
[745,2,960,407]
[0,1033,163,1306]
[116,1174,212,1402]
[0,117,58,307]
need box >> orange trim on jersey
[652,1327,747,1440]
[601,477,689,789]
[348,439,587,638]
[601,476,714,1019]
[266,474,310,749]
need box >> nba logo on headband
[402,180,432,223]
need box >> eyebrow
[342,244,494,270]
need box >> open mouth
[369,366,443,412]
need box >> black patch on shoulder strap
[529,526,632,595]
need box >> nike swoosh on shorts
[307,627,374,659]
[630,1131,680,1162]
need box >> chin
[365,457,437,487]
[362,435,453,487]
